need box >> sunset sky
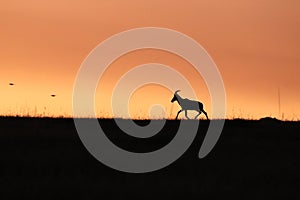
[1,0,299,120]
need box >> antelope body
[171,90,209,120]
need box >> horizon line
[0,115,298,122]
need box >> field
[0,117,299,199]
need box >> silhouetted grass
[0,117,299,199]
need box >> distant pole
[278,87,281,119]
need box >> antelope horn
[175,90,181,94]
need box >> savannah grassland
[0,117,299,199]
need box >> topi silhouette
[171,90,209,120]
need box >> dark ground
[0,117,299,199]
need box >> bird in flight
[51,94,56,97]
[9,82,14,86]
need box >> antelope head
[171,90,181,103]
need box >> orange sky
[1,0,299,119]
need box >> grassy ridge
[0,117,299,199]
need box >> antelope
[171,90,209,120]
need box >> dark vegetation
[0,117,299,199]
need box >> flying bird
[9,82,14,86]
[51,94,56,97]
